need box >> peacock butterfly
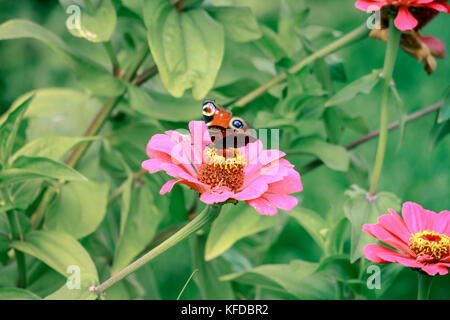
[202,99,256,151]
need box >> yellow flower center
[197,147,247,192]
[409,230,450,261]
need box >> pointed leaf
[207,6,261,42]
[325,69,381,107]
[143,0,224,99]
[60,0,117,42]
[46,180,109,239]
[10,136,96,164]
[344,185,401,263]
[205,202,279,261]
[1,156,86,187]
[0,20,125,97]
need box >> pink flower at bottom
[355,0,449,31]
[363,201,450,276]
[142,121,302,216]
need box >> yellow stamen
[409,230,450,261]
[204,147,247,171]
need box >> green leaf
[341,110,370,134]
[0,156,86,187]
[438,86,450,124]
[316,255,359,282]
[293,136,349,171]
[289,206,327,249]
[127,85,201,121]
[255,25,288,61]
[143,0,224,99]
[10,136,96,164]
[431,118,450,148]
[0,20,125,97]
[390,82,407,149]
[11,230,99,299]
[46,180,109,239]
[344,185,401,263]
[346,152,370,189]
[207,6,261,43]
[324,218,349,256]
[221,259,335,299]
[278,0,308,56]
[60,0,117,42]
[9,88,103,139]
[375,263,404,298]
[190,235,235,299]
[325,69,381,107]
[0,288,41,300]
[205,202,279,261]
[0,95,34,167]
[111,183,165,274]
[323,107,344,143]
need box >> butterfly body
[202,100,256,151]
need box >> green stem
[234,23,369,107]
[93,204,222,294]
[417,272,433,300]
[369,20,401,195]
[103,42,120,76]
[2,189,26,288]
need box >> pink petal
[246,197,278,216]
[433,210,450,234]
[423,3,449,13]
[147,134,197,177]
[421,263,450,276]
[233,180,269,201]
[378,209,412,243]
[394,6,418,31]
[362,223,412,254]
[402,202,429,233]
[267,168,303,194]
[160,179,182,194]
[420,36,446,58]
[142,159,166,174]
[189,121,212,145]
[263,193,298,211]
[355,0,384,11]
[200,187,234,204]
[363,244,421,268]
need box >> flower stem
[369,21,401,195]
[417,272,433,300]
[234,23,369,107]
[93,204,222,294]
[103,41,120,76]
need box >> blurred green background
[0,0,448,299]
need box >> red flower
[363,202,450,276]
[355,0,449,31]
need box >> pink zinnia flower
[363,202,450,276]
[355,0,450,31]
[141,121,302,216]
